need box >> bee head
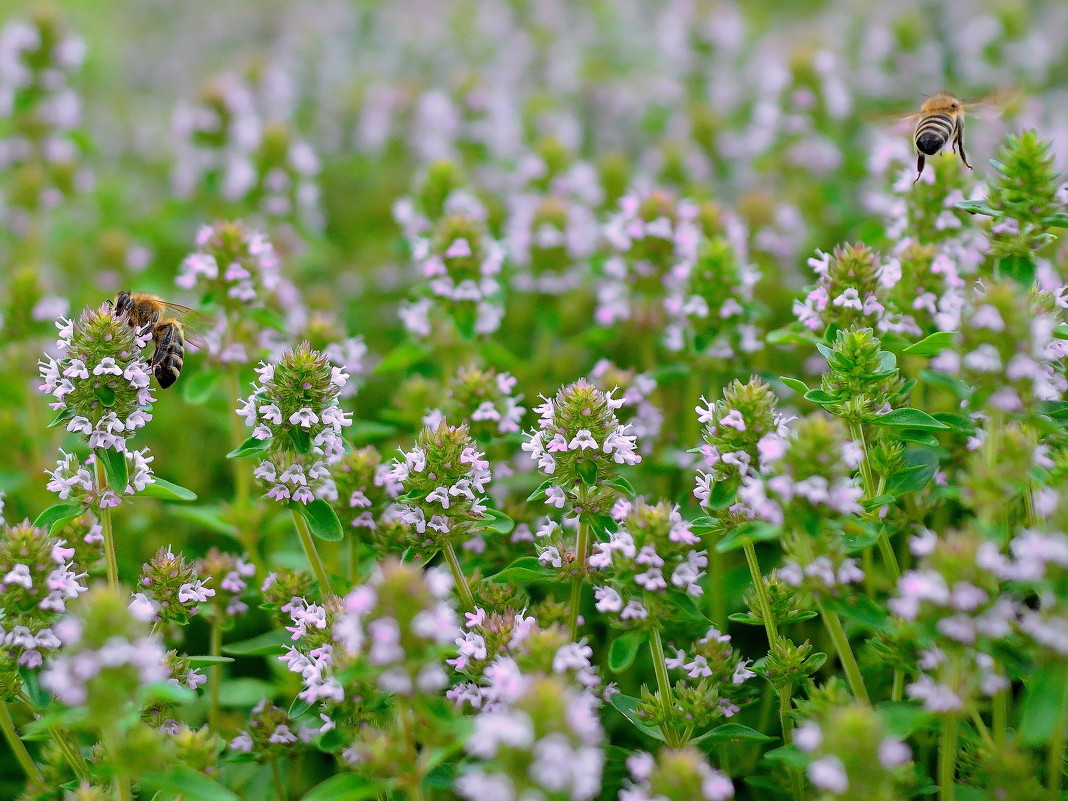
[113,291,133,317]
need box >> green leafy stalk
[939,713,959,801]
[648,626,682,748]
[210,621,223,734]
[743,541,778,647]
[105,724,132,801]
[816,600,869,705]
[778,690,804,801]
[441,540,475,612]
[291,508,334,598]
[1047,678,1068,801]
[0,700,42,782]
[94,454,120,590]
[847,421,899,581]
[567,488,594,642]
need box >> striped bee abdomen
[150,321,185,389]
[915,113,955,155]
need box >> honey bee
[912,91,973,183]
[110,292,199,389]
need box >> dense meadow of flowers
[2,0,1068,799]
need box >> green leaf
[760,744,808,768]
[347,420,399,445]
[919,369,972,398]
[93,385,116,407]
[604,476,637,498]
[289,696,312,719]
[226,435,272,459]
[766,325,813,346]
[955,199,998,217]
[47,407,74,428]
[184,655,234,666]
[842,520,882,551]
[299,774,390,801]
[902,331,956,355]
[871,408,950,430]
[779,377,810,394]
[221,629,289,657]
[608,631,646,673]
[218,678,276,707]
[862,493,896,510]
[526,478,556,503]
[181,371,219,405]
[692,723,776,744]
[33,503,84,536]
[715,521,781,553]
[608,693,664,741]
[1054,324,1068,341]
[824,595,891,632]
[140,682,195,705]
[487,556,556,584]
[581,511,619,537]
[18,667,50,708]
[138,478,198,502]
[1045,212,1068,229]
[288,427,312,455]
[1019,661,1068,745]
[141,765,239,801]
[803,389,838,406]
[576,459,597,486]
[98,447,128,492]
[295,499,344,542]
[997,254,1035,284]
[480,507,515,535]
[728,610,817,626]
[886,447,939,495]
[373,342,431,374]
[705,479,736,510]
[876,701,936,738]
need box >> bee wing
[959,87,1024,118]
[158,300,208,320]
[181,329,209,351]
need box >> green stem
[271,758,286,801]
[400,707,426,801]
[210,621,222,734]
[969,709,994,749]
[226,370,252,507]
[567,495,592,642]
[779,689,805,801]
[648,627,681,748]
[816,601,869,705]
[93,454,120,590]
[45,722,89,782]
[939,714,959,801]
[104,725,132,801]
[291,508,333,598]
[892,669,905,702]
[441,541,475,612]
[708,542,726,631]
[0,700,42,782]
[993,683,1008,751]
[848,422,900,581]
[743,541,778,647]
[1046,677,1068,801]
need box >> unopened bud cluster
[132,547,215,625]
[620,747,734,801]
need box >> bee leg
[150,322,170,367]
[913,154,926,184]
[955,121,973,170]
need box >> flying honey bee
[110,292,201,389]
[911,91,973,183]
